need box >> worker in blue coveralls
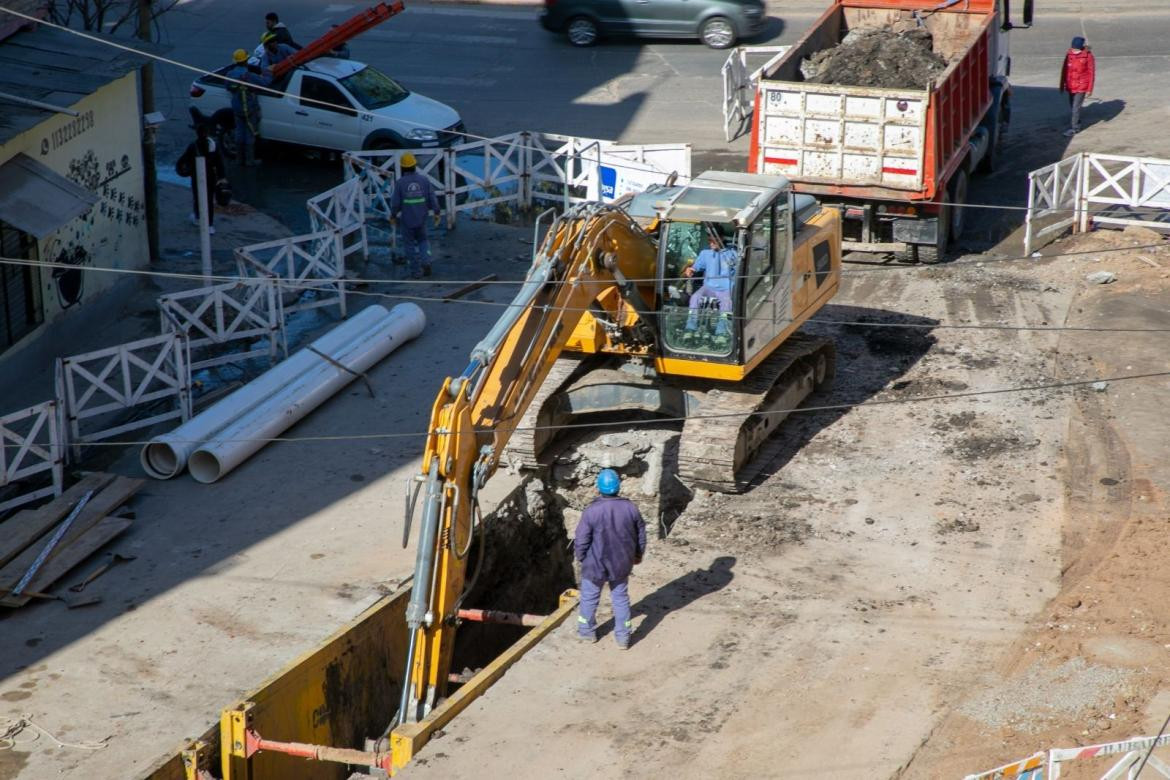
[224,49,271,167]
[684,233,738,337]
[258,32,296,70]
[390,152,441,278]
[575,469,647,650]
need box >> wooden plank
[442,274,498,302]
[0,473,116,569]
[0,476,143,592]
[0,515,132,608]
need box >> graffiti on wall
[40,146,144,309]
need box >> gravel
[958,658,1135,731]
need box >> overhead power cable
[3,368,1166,451]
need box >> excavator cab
[649,171,805,369]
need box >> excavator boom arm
[393,204,658,730]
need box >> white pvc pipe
[186,302,425,484]
[141,304,403,479]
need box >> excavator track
[676,333,835,493]
[501,333,834,493]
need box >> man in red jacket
[1060,36,1095,137]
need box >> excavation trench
[450,423,693,673]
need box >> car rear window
[340,66,409,110]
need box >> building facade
[0,22,148,358]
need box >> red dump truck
[725,0,1034,261]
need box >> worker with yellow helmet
[390,152,442,278]
[223,49,272,167]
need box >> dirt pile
[801,27,948,89]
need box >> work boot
[616,638,630,650]
[577,631,598,643]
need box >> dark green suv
[539,0,766,49]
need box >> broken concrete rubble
[801,27,948,89]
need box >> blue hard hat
[597,468,620,496]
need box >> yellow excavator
[389,170,842,752]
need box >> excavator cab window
[659,220,739,359]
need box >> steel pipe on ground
[140,304,422,479]
[187,303,425,483]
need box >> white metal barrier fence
[56,332,191,453]
[159,279,286,371]
[1025,152,1170,254]
[344,130,691,229]
[966,733,1170,780]
[0,400,64,513]
[235,227,353,317]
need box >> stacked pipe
[141,303,425,483]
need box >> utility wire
[4,368,1167,451]
[3,237,1168,333]
[0,235,1163,290]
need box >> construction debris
[0,474,142,609]
[801,27,948,89]
[1086,270,1118,284]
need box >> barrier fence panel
[235,229,348,317]
[343,152,399,223]
[965,734,1170,780]
[1081,153,1170,233]
[1024,153,1084,255]
[308,177,369,264]
[447,132,527,224]
[528,133,602,209]
[159,279,285,372]
[0,400,64,514]
[57,333,191,452]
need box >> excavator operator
[683,229,738,338]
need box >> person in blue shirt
[390,153,441,278]
[259,32,296,70]
[575,469,646,649]
[224,49,272,167]
[684,233,738,336]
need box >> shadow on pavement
[620,555,736,644]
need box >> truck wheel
[977,96,1010,174]
[567,16,599,46]
[947,168,968,245]
[700,16,737,49]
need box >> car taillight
[190,85,205,98]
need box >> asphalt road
[151,0,1170,241]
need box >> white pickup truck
[188,57,464,151]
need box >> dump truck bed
[747,0,994,203]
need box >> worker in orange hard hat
[390,152,442,279]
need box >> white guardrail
[966,732,1170,779]
[0,130,689,510]
[1025,152,1170,254]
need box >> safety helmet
[233,49,248,63]
[597,468,620,496]
[400,152,417,168]
[260,31,277,45]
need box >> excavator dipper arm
[393,204,657,727]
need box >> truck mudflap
[892,216,939,246]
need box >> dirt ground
[399,229,1170,779]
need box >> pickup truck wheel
[567,16,599,46]
[366,140,397,151]
[700,16,737,49]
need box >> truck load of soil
[800,27,948,90]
